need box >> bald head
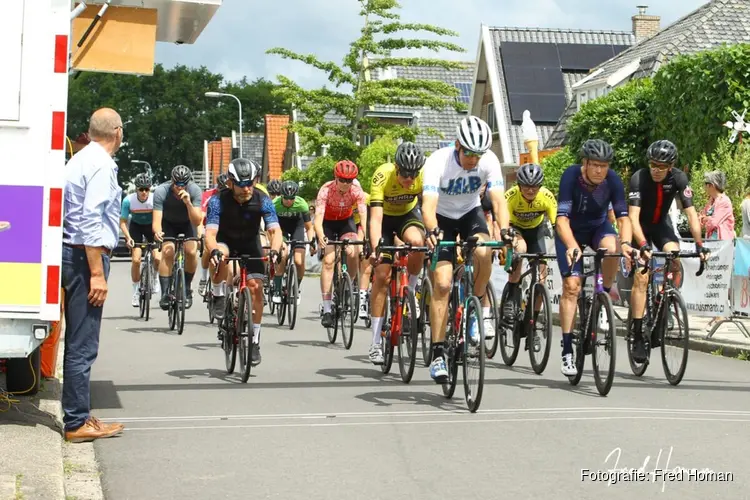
[88,107,122,142]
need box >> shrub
[540,146,577,195]
[281,155,336,200]
[356,135,398,192]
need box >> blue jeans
[61,245,110,432]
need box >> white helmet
[457,116,492,153]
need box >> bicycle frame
[514,252,557,327]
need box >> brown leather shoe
[65,416,124,443]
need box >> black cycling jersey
[628,167,693,225]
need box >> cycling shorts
[436,206,489,263]
[555,221,616,277]
[216,237,265,279]
[635,219,680,250]
[380,207,425,264]
[323,217,358,243]
[162,220,195,240]
[512,223,545,255]
[129,221,155,244]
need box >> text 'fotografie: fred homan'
[581,468,734,483]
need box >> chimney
[632,5,660,42]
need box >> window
[487,102,498,133]
[454,82,472,104]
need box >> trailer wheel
[5,347,42,395]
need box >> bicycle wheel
[528,283,552,374]
[139,263,149,320]
[276,270,287,327]
[237,288,253,383]
[483,282,498,359]
[143,263,151,322]
[175,268,186,335]
[442,301,459,399]
[498,282,521,366]
[267,276,276,315]
[352,273,360,325]
[591,292,616,396]
[397,288,419,383]
[381,295,394,374]
[168,275,177,330]
[287,264,299,330]
[462,295,486,412]
[625,310,649,377]
[418,276,433,367]
[327,271,338,344]
[568,300,585,386]
[340,273,355,350]
[661,290,689,385]
[223,293,237,374]
[207,290,216,324]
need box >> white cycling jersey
[422,146,504,219]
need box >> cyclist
[120,173,161,306]
[314,160,368,328]
[627,139,709,362]
[502,163,558,318]
[206,158,282,366]
[556,139,633,376]
[272,180,315,305]
[153,165,204,310]
[199,173,229,295]
[367,142,427,364]
[266,179,282,200]
[422,116,512,382]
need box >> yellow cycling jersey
[255,183,269,196]
[505,185,557,229]
[369,163,422,216]
[353,193,370,225]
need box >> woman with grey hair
[700,171,735,240]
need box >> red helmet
[334,160,358,180]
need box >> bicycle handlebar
[161,235,202,243]
[562,248,630,279]
[429,237,512,273]
[640,250,707,277]
[326,239,365,246]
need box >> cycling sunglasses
[461,147,483,158]
[397,169,419,179]
[282,196,296,201]
[234,179,254,188]
[337,177,354,184]
[137,187,150,192]
[174,181,188,187]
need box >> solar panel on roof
[507,93,566,123]
[504,67,564,96]
[501,42,560,68]
[454,82,472,104]
[612,45,630,56]
[557,43,617,70]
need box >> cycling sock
[632,318,643,336]
[132,282,139,292]
[274,276,282,290]
[212,282,226,296]
[408,274,419,290]
[159,276,170,297]
[483,306,490,319]
[359,289,367,302]
[371,317,383,344]
[185,272,194,292]
[253,324,261,344]
[562,333,573,355]
[323,299,332,313]
[200,266,208,281]
[432,342,444,360]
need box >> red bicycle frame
[383,252,410,346]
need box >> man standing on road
[61,107,125,442]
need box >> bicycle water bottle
[457,279,465,302]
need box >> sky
[155,0,709,89]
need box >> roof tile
[265,114,289,181]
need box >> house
[547,0,750,149]
[468,24,637,181]
[205,133,264,187]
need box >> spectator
[700,171,735,240]
[741,189,750,238]
[61,108,125,442]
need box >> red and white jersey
[315,180,367,221]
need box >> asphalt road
[91,260,750,500]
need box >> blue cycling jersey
[556,165,628,232]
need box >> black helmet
[228,158,261,183]
[647,139,678,164]
[216,173,229,190]
[267,179,282,195]
[134,173,151,189]
[280,180,299,198]
[395,142,425,173]
[171,165,192,184]
[580,139,614,162]
[516,163,544,187]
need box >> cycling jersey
[628,167,693,225]
[505,185,557,230]
[201,188,217,213]
[206,189,279,241]
[316,181,367,221]
[422,146,503,219]
[273,196,311,238]
[353,193,370,225]
[369,163,423,216]
[153,181,202,224]
[121,192,153,225]
[556,165,628,232]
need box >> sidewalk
[0,333,105,500]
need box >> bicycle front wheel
[175,268,186,335]
[625,310,649,377]
[418,276,433,366]
[498,282,521,365]
[381,295,394,374]
[462,296,486,412]
[287,264,299,330]
[139,263,150,321]
[484,282,498,359]
[528,282,552,374]
[238,288,253,383]
[591,292,616,396]
[276,273,287,327]
[397,288,419,383]
[340,273,355,350]
[661,290,689,385]
[223,294,237,374]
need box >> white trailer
[0,0,221,393]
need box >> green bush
[567,78,655,173]
[281,155,336,201]
[356,136,398,192]
[540,146,577,195]
[652,44,750,170]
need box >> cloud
[155,0,708,88]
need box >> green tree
[282,156,337,201]
[566,78,655,173]
[66,65,288,186]
[356,135,398,191]
[267,0,467,160]
[540,146,576,195]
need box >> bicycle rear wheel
[287,264,299,330]
[381,295,394,374]
[238,288,253,383]
[276,272,288,326]
[462,296,486,412]
[484,282,498,359]
[498,282,521,365]
[442,301,459,399]
[568,301,585,386]
[591,292,616,396]
[340,273,355,350]
[661,290,689,385]
[175,268,186,335]
[397,288,418,383]
[528,283,552,374]
[223,293,237,374]
[326,272,339,344]
[207,291,216,324]
[418,276,433,367]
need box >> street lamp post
[205,91,243,158]
[131,159,153,179]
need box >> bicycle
[219,254,269,383]
[418,251,434,367]
[562,248,628,396]
[161,234,202,335]
[323,237,365,349]
[430,236,511,413]
[625,250,706,385]
[273,238,314,329]
[134,239,158,322]
[376,241,430,383]
[494,252,556,374]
